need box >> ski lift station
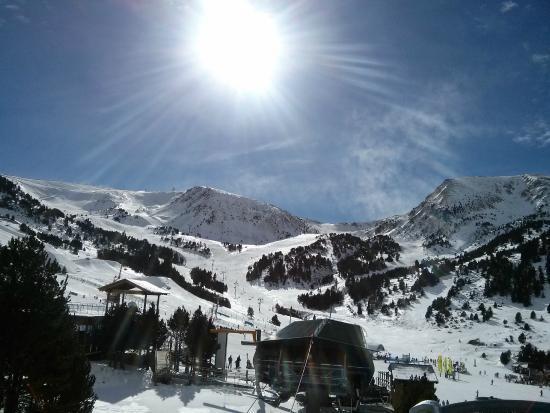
[98,277,169,315]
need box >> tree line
[0,237,95,412]
[297,286,344,311]
[190,267,228,294]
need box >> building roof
[98,278,169,295]
[274,319,366,347]
[388,363,438,383]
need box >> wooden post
[143,294,148,313]
[156,295,160,316]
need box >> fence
[68,302,105,316]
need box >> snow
[104,278,170,295]
[389,363,438,382]
[2,174,550,410]
[92,363,295,413]
[388,174,550,250]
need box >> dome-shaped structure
[253,318,375,410]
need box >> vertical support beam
[104,292,110,315]
[214,332,228,372]
[156,295,160,316]
[143,294,148,314]
[121,292,125,305]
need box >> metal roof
[388,363,438,383]
[98,278,169,295]
[274,319,367,347]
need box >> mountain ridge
[6,173,550,247]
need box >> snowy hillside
[2,173,550,409]
[10,177,316,244]
[377,175,550,251]
[156,186,315,244]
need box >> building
[98,277,169,315]
[69,278,169,356]
[387,363,438,413]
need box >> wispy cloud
[531,53,550,67]
[213,83,473,222]
[500,1,518,13]
[513,119,550,147]
[201,138,297,163]
[336,83,469,219]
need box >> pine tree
[248,306,254,318]
[0,236,96,412]
[425,306,433,319]
[483,307,493,322]
[168,307,190,370]
[271,314,281,326]
[100,303,137,368]
[500,350,511,365]
[184,307,218,374]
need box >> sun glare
[194,1,283,93]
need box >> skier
[476,390,479,399]
[235,355,241,370]
[228,355,233,370]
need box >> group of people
[408,372,429,382]
[227,354,253,370]
[227,355,241,370]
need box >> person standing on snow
[228,355,233,370]
[236,355,241,370]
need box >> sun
[194,0,283,93]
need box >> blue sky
[1,0,549,223]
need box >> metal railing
[68,302,105,316]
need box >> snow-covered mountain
[2,173,550,408]
[375,174,550,250]
[155,186,315,244]
[10,177,316,244]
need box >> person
[541,389,543,397]
[236,355,241,370]
[246,359,252,369]
[228,355,233,370]
[476,390,479,398]
[491,379,493,385]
